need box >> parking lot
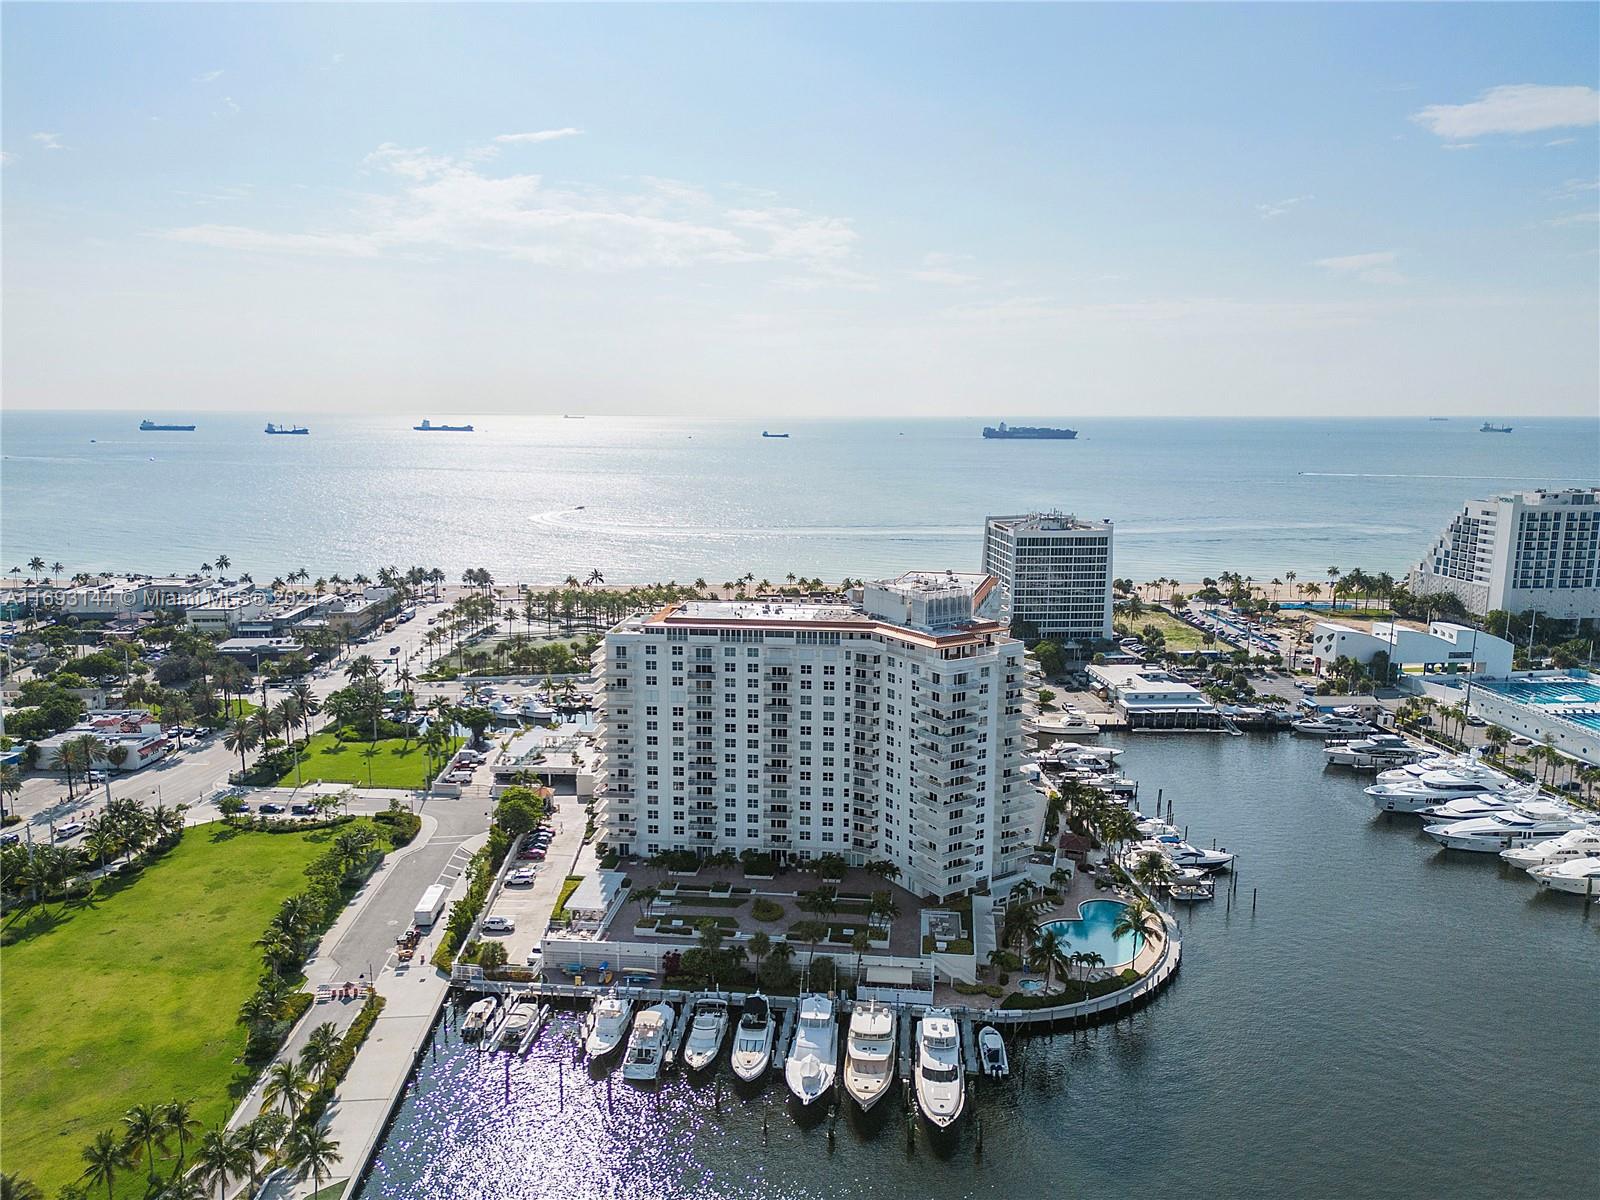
[476,798,587,968]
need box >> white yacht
[621,1003,673,1081]
[1415,795,1516,826]
[519,694,557,722]
[1423,802,1588,853]
[1529,855,1600,895]
[729,993,775,1082]
[583,990,635,1059]
[842,1000,897,1111]
[681,997,730,1072]
[1323,734,1424,768]
[783,994,839,1106]
[1375,756,1459,785]
[491,1003,534,1051]
[461,996,499,1041]
[1366,765,1515,814]
[1291,714,1373,736]
[1136,835,1235,872]
[913,1010,966,1128]
[1501,826,1600,871]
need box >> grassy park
[1124,610,1208,650]
[278,731,462,789]
[0,826,329,1194]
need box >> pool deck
[931,869,1169,1012]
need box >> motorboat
[621,1002,673,1081]
[842,1000,897,1111]
[1529,855,1600,895]
[783,994,839,1106]
[729,993,775,1081]
[1023,711,1101,737]
[461,996,499,1041]
[1292,714,1373,736]
[681,997,730,1072]
[583,990,635,1059]
[913,1009,966,1127]
[1136,835,1235,872]
[1415,795,1517,826]
[1323,734,1425,768]
[1501,826,1600,871]
[492,1003,534,1051]
[1423,802,1588,853]
[519,694,557,722]
[977,1025,1009,1078]
[1375,756,1459,785]
[1366,765,1516,814]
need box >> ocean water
[2,413,1595,586]
[357,734,1600,1200]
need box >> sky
[3,2,1598,419]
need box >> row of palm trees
[59,1084,340,1200]
[0,796,185,907]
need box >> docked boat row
[575,988,1004,1125]
[1322,733,1433,770]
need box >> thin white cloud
[1314,251,1407,285]
[493,129,583,145]
[0,150,14,166]
[909,251,978,285]
[1256,195,1313,219]
[220,97,240,115]
[30,132,64,151]
[160,140,867,285]
[193,69,224,84]
[1546,137,1577,147]
[1546,211,1600,228]
[1439,143,1478,152]
[1412,84,1600,139]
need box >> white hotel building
[1408,487,1600,621]
[594,573,1042,901]
[982,512,1114,646]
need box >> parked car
[507,867,536,885]
[525,848,547,861]
[258,802,286,814]
[525,942,543,969]
[482,915,516,933]
[1,831,22,846]
[290,803,315,816]
[1510,735,1535,747]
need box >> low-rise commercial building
[36,709,171,772]
[1088,663,1221,729]
[1309,620,1514,679]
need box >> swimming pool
[1039,899,1140,968]
[1473,673,1600,732]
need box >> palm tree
[162,1098,201,1177]
[223,716,259,774]
[0,761,23,820]
[0,1173,45,1200]
[283,1123,341,1197]
[191,1125,247,1200]
[121,1101,169,1184]
[1112,897,1164,968]
[299,1021,343,1088]
[1131,850,1177,893]
[263,1060,312,1121]
[1026,927,1069,992]
[78,1130,131,1200]
[747,930,772,985]
[234,1112,285,1199]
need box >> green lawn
[280,731,460,789]
[0,826,330,1195]
[1120,610,1207,650]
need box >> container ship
[265,423,310,435]
[981,421,1077,440]
[1479,421,1513,433]
[414,419,475,431]
[139,419,196,431]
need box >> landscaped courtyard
[0,826,330,1194]
[277,731,461,790]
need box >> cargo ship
[1479,421,1513,433]
[762,431,790,439]
[139,419,196,432]
[981,421,1077,440]
[414,419,475,432]
[265,423,310,435]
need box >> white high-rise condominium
[981,512,1114,645]
[594,572,1041,901]
[1408,488,1600,621]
